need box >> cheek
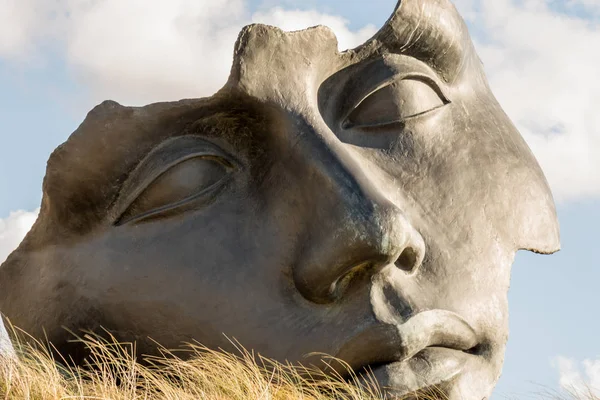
[70,197,300,318]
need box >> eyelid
[111,136,237,224]
[341,72,450,130]
[115,158,231,226]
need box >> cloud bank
[0,0,375,105]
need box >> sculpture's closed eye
[343,76,449,129]
[119,156,231,223]
[116,154,234,225]
[111,136,238,226]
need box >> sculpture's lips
[333,310,479,394]
[360,347,471,396]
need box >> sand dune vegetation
[0,328,448,400]
[0,328,596,400]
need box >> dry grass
[0,329,447,400]
[1,329,595,400]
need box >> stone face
[0,0,559,398]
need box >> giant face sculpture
[0,0,560,398]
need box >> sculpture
[0,0,560,398]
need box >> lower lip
[358,347,470,397]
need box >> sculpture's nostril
[331,261,376,300]
[394,246,423,274]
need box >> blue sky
[0,0,599,397]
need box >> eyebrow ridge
[356,0,473,83]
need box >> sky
[0,0,598,397]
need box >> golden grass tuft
[2,329,595,400]
[0,329,448,400]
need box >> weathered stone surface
[0,0,559,398]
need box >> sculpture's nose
[291,128,425,304]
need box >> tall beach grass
[0,327,596,400]
[0,327,449,400]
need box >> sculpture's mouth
[333,310,481,397]
[353,346,478,398]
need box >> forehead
[227,0,476,104]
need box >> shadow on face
[0,0,559,398]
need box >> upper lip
[330,310,480,378]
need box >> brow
[359,0,473,83]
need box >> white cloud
[554,356,600,396]
[0,0,375,105]
[65,0,249,104]
[0,209,39,265]
[0,0,40,58]
[453,0,600,202]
